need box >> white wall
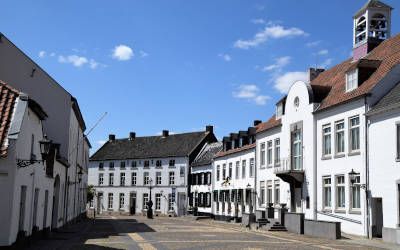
[191,164,212,214]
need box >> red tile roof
[0,80,19,157]
[256,115,282,134]
[312,33,400,111]
[214,143,255,158]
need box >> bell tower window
[369,13,388,40]
[355,16,367,45]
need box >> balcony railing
[274,156,304,174]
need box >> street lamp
[147,178,153,219]
[17,136,52,168]
[348,169,366,189]
[78,169,83,183]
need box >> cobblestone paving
[25,215,395,250]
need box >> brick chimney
[162,130,169,137]
[109,134,115,142]
[308,68,325,82]
[253,120,262,126]
[129,132,136,140]
[206,125,213,133]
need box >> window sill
[322,208,332,213]
[131,167,138,170]
[334,209,346,214]
[349,210,361,215]
[274,163,281,167]
[155,166,162,169]
[109,168,115,171]
[144,167,150,169]
[334,154,345,159]
[396,158,400,162]
[348,151,361,156]
[99,168,104,171]
[321,155,332,160]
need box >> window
[144,160,150,167]
[349,116,360,152]
[155,193,161,210]
[108,193,113,209]
[250,158,255,177]
[109,162,114,169]
[336,175,345,210]
[267,181,273,204]
[335,121,345,155]
[131,161,137,168]
[132,172,137,186]
[169,171,175,185]
[120,161,126,169]
[143,193,149,209]
[322,124,332,156]
[397,124,400,160]
[274,180,280,204]
[156,172,162,185]
[119,193,124,209]
[292,130,302,170]
[180,166,185,177]
[228,163,232,178]
[156,160,162,167]
[274,139,280,165]
[168,194,174,211]
[259,181,265,206]
[323,177,332,209]
[120,173,125,186]
[235,161,240,179]
[98,173,104,185]
[351,174,361,210]
[294,96,300,107]
[346,69,358,92]
[144,172,150,185]
[109,173,114,186]
[222,164,226,179]
[99,162,104,169]
[207,172,211,185]
[169,159,175,167]
[242,160,246,178]
[267,141,273,166]
[217,165,220,181]
[260,143,266,166]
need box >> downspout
[313,105,319,220]
[63,163,68,225]
[73,130,80,221]
[364,96,371,238]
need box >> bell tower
[353,0,393,61]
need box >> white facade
[190,165,212,215]
[88,157,189,216]
[213,148,256,220]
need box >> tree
[87,185,95,203]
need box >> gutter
[364,96,371,238]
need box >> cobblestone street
[23,215,397,250]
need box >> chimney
[162,130,169,137]
[253,120,262,126]
[109,134,115,142]
[308,68,325,82]
[206,125,213,133]
[129,132,136,140]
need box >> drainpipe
[364,97,371,238]
[313,113,317,220]
[73,130,80,221]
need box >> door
[177,193,186,216]
[43,190,48,230]
[97,193,103,214]
[371,197,383,238]
[295,188,302,212]
[33,188,39,228]
[19,186,27,232]
[130,193,136,215]
[52,175,60,229]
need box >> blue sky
[1,0,399,153]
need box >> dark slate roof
[191,142,223,167]
[90,131,211,161]
[354,0,393,18]
[367,81,400,116]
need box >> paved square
[26,215,389,250]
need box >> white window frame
[144,172,149,185]
[155,193,161,210]
[274,180,280,204]
[335,120,345,156]
[267,141,273,167]
[323,176,332,210]
[267,180,273,204]
[169,171,175,185]
[346,69,358,92]
[168,194,174,211]
[322,124,332,157]
[260,142,266,167]
[109,173,114,186]
[242,160,246,179]
[235,161,240,179]
[156,172,162,185]
[143,193,149,210]
[274,139,280,166]
[120,173,125,186]
[259,181,265,207]
[349,116,360,154]
[350,174,361,211]
[335,175,346,211]
[99,173,104,185]
[250,158,255,177]
[229,163,232,178]
[119,193,124,209]
[108,193,113,209]
[132,172,137,186]
[217,165,220,181]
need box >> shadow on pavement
[22,217,155,250]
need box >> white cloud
[218,53,232,62]
[251,18,265,24]
[38,51,46,58]
[97,140,107,145]
[320,58,333,68]
[274,71,308,94]
[139,50,149,58]
[306,40,321,47]
[232,84,270,105]
[89,59,99,69]
[262,56,291,72]
[112,44,134,61]
[50,52,56,57]
[58,55,88,67]
[234,25,307,49]
[317,49,329,55]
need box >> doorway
[129,192,136,215]
[18,186,27,232]
[43,190,49,229]
[97,193,103,214]
[371,197,383,238]
[177,193,186,216]
[51,175,60,230]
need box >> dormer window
[276,103,283,119]
[346,69,358,92]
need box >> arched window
[369,13,388,40]
[355,16,367,44]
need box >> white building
[189,142,222,216]
[88,127,216,216]
[212,124,257,222]
[0,81,67,246]
[253,0,400,240]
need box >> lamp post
[147,178,153,219]
[17,136,52,168]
